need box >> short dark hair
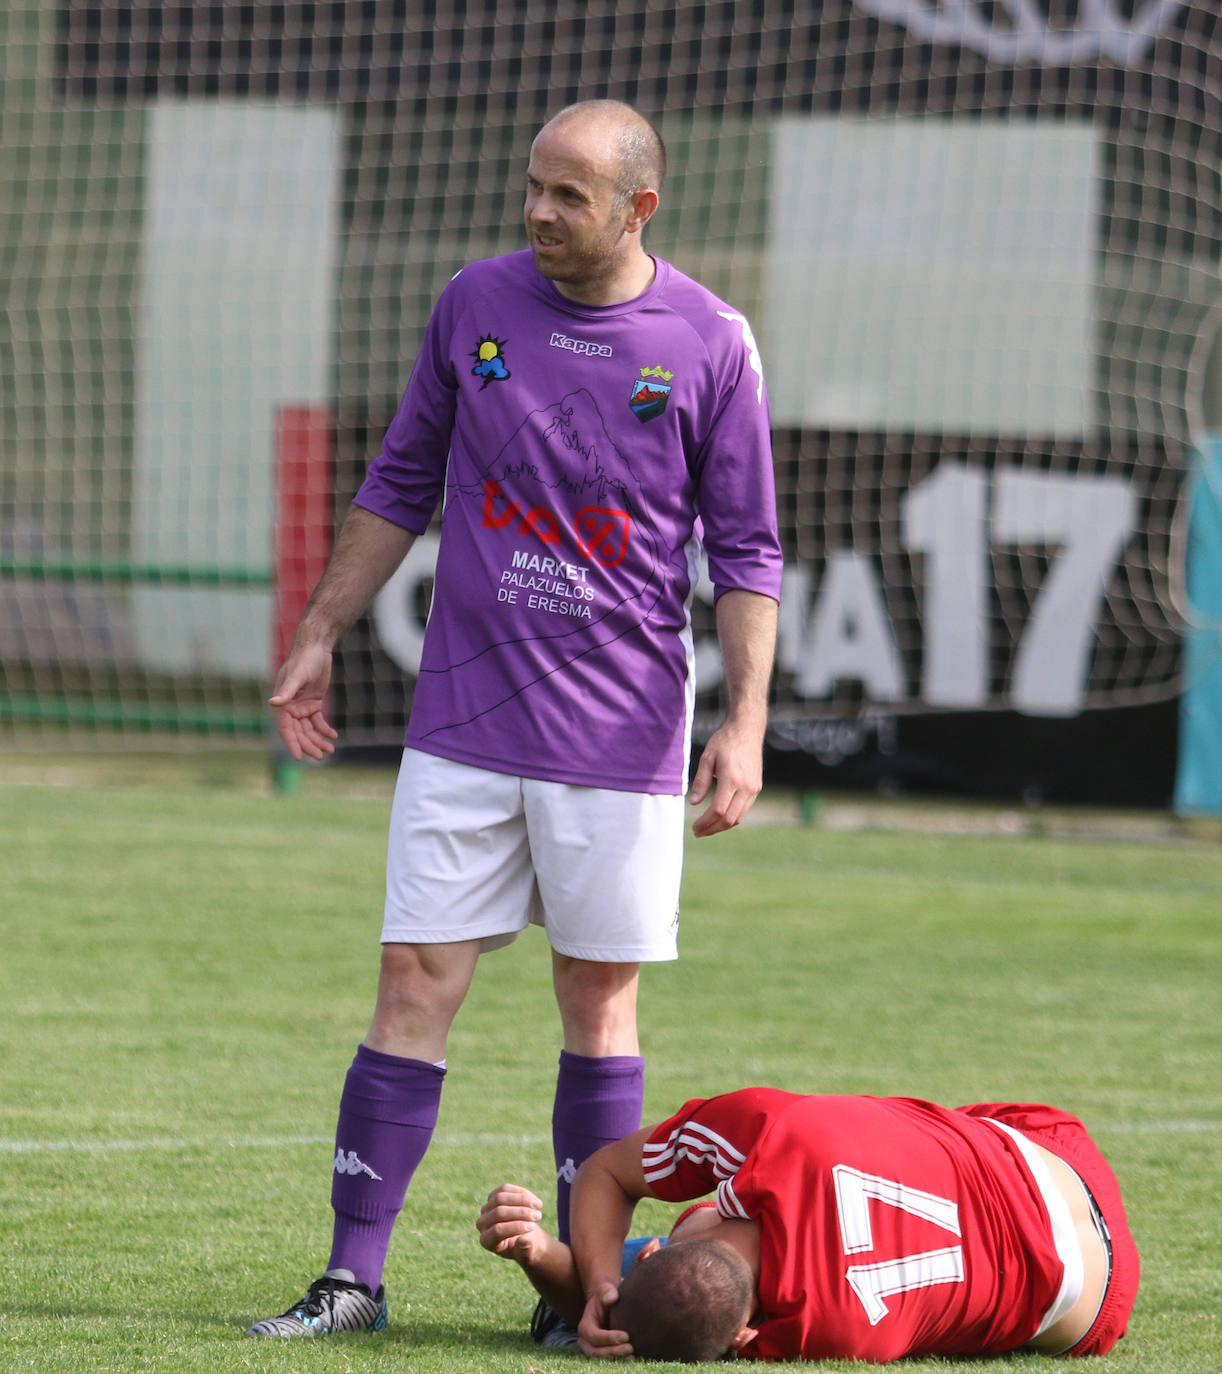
[610,1239,754,1363]
[612,115,666,205]
[548,100,667,205]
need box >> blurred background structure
[2,1,1220,809]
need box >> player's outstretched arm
[476,1184,586,1322]
[690,588,778,836]
[270,505,416,760]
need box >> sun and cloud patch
[471,335,511,389]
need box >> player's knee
[554,958,640,1049]
[377,941,477,1017]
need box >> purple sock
[326,1044,445,1291]
[552,1050,645,1244]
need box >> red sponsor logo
[481,481,630,566]
[481,479,561,546]
[575,506,630,567]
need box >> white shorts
[984,1118,1086,1342]
[381,749,684,962]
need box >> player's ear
[634,1237,663,1264]
[624,188,659,234]
[729,1324,758,1351]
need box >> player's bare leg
[533,957,644,1348]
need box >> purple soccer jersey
[354,250,782,793]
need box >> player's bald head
[537,100,666,208]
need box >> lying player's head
[610,1236,755,1362]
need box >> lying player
[477,1087,1139,1362]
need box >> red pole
[273,405,334,674]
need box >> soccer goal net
[3,2,1219,798]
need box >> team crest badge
[630,366,673,423]
[471,335,510,390]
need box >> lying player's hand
[578,1282,633,1359]
[475,1184,547,1265]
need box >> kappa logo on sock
[334,1147,383,1181]
[556,1157,578,1185]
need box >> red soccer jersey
[642,1089,1065,1362]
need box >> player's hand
[688,719,763,837]
[475,1184,547,1266]
[269,642,338,761]
[578,1281,633,1359]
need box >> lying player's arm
[475,1184,585,1323]
[569,1128,656,1358]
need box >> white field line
[0,1122,1213,1156]
[0,1131,552,1155]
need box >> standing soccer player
[247,99,782,1342]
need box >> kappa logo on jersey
[630,365,673,423]
[716,310,765,403]
[471,334,510,390]
[550,331,613,358]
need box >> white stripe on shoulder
[718,1178,750,1219]
[642,1120,748,1184]
[675,1121,748,1167]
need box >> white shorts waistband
[983,1116,1084,1338]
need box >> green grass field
[1,753,1219,1372]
